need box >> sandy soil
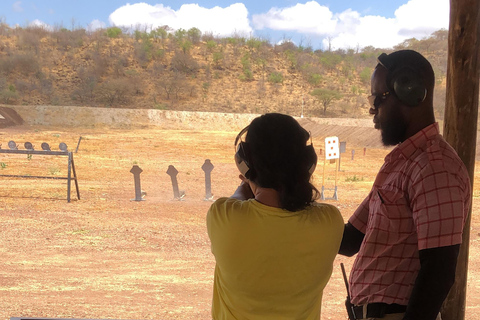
[0,124,479,320]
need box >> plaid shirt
[349,123,471,305]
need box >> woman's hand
[231,175,255,200]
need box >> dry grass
[0,125,479,319]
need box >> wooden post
[441,0,480,319]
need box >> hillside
[0,24,449,118]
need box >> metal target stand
[0,139,81,202]
[321,136,339,201]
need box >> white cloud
[253,0,449,50]
[28,19,53,31]
[12,1,23,13]
[87,19,107,32]
[252,1,336,35]
[106,0,449,49]
[394,0,449,37]
[109,2,253,36]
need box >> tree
[158,72,187,100]
[106,27,122,38]
[94,78,133,106]
[171,51,199,75]
[187,27,202,44]
[310,88,342,115]
[441,0,480,318]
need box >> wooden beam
[441,0,480,319]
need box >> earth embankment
[4,105,384,148]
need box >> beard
[380,108,408,146]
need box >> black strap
[352,303,407,319]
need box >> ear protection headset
[377,53,427,107]
[234,125,317,179]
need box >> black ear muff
[377,52,427,107]
[391,68,427,107]
[305,144,317,175]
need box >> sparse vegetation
[345,175,364,182]
[0,24,450,117]
[268,72,284,84]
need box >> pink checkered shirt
[349,123,471,306]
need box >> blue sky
[0,0,449,49]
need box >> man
[339,50,471,320]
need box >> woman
[207,113,343,319]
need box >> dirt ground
[0,124,479,320]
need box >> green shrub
[352,85,358,95]
[345,175,364,182]
[206,40,217,50]
[319,53,342,70]
[240,69,253,81]
[359,67,373,84]
[246,38,262,50]
[106,27,122,38]
[308,73,322,86]
[241,53,251,69]
[187,27,202,44]
[268,72,283,84]
[212,51,224,69]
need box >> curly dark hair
[243,113,319,211]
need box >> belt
[352,303,407,319]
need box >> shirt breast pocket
[368,187,413,234]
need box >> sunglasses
[368,91,391,109]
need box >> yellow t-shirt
[207,198,344,320]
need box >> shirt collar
[385,123,439,162]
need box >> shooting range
[0,0,478,319]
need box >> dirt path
[0,125,478,320]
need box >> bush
[187,27,202,44]
[0,86,18,104]
[319,52,342,70]
[94,78,133,106]
[246,38,263,50]
[53,28,85,50]
[106,27,122,38]
[240,68,253,81]
[171,51,199,75]
[181,40,192,54]
[134,39,153,65]
[359,67,373,84]
[212,51,224,69]
[268,72,283,84]
[150,27,168,40]
[12,54,40,75]
[15,79,37,93]
[308,73,322,86]
[0,56,14,75]
[206,40,217,51]
[174,28,187,43]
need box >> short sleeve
[349,191,372,234]
[411,164,469,250]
